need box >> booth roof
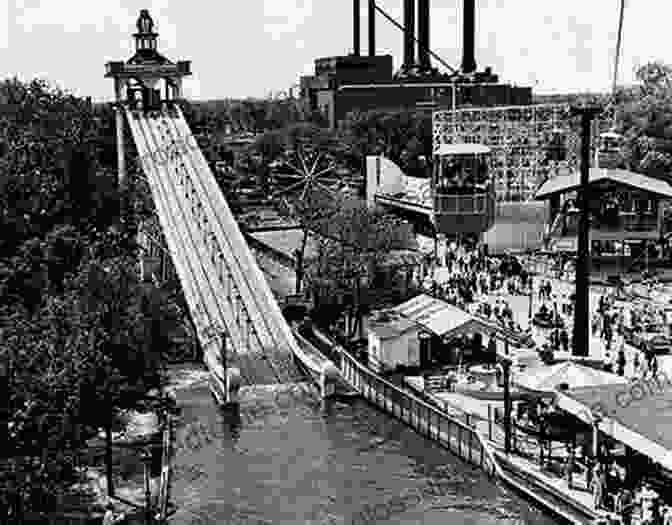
[392,294,526,344]
[535,168,672,199]
[556,382,672,468]
[515,362,627,393]
[393,294,472,337]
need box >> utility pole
[499,343,513,455]
[571,106,601,357]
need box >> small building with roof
[367,309,422,373]
[535,167,672,263]
[366,294,532,372]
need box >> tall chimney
[418,0,430,70]
[353,0,361,56]
[461,0,477,73]
[403,0,416,69]
[368,0,376,56]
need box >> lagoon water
[166,366,559,525]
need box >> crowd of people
[591,289,664,378]
[421,243,531,334]
[419,241,672,525]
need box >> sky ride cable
[612,0,625,97]
[611,0,626,129]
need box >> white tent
[515,362,627,393]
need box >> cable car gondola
[595,130,625,169]
[431,143,496,236]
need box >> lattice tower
[433,104,614,202]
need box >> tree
[250,124,346,294]
[0,76,185,521]
[307,199,416,336]
[340,109,433,177]
[616,62,672,180]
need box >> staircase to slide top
[125,106,312,387]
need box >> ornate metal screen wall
[433,104,613,202]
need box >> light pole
[498,349,513,455]
[142,447,154,525]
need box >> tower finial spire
[137,9,154,34]
[133,9,158,55]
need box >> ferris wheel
[268,141,348,220]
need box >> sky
[1,0,670,102]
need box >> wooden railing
[340,348,502,478]
[339,348,596,524]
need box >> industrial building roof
[535,168,672,199]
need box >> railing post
[480,436,484,467]
[428,407,432,439]
[381,381,385,410]
[468,428,473,463]
[488,404,492,442]
[458,425,462,458]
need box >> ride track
[124,105,333,388]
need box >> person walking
[662,505,672,525]
[564,444,576,489]
[650,353,659,377]
[593,462,607,510]
[617,345,626,377]
[585,453,594,493]
[615,488,633,525]
[560,328,570,353]
[102,503,125,525]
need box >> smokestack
[461,0,477,73]
[418,0,430,70]
[403,0,416,69]
[368,0,376,56]
[353,0,361,56]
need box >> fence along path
[340,349,501,477]
[125,107,307,385]
[340,349,596,525]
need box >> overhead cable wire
[611,0,626,128]
[372,1,458,74]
